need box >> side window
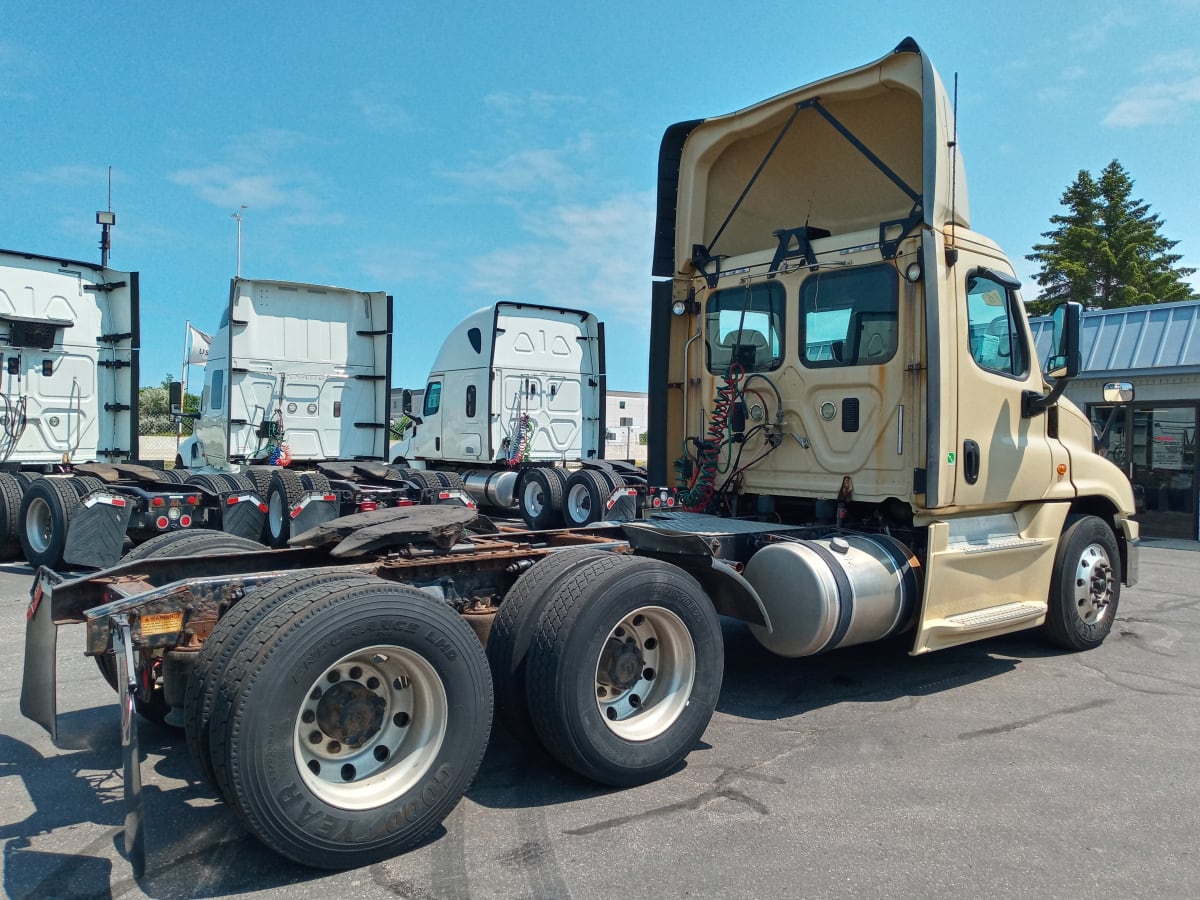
[466,384,477,418]
[423,381,442,416]
[965,273,1027,377]
[211,370,224,412]
[705,281,785,374]
[800,264,898,368]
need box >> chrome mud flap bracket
[112,613,146,878]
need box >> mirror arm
[1022,377,1069,419]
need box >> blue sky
[3,1,1198,392]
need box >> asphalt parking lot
[1,540,1198,900]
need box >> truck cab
[647,37,1138,656]
[181,278,391,471]
[400,302,603,466]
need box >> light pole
[231,204,248,276]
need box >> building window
[619,400,626,409]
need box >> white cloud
[24,164,118,187]
[483,90,587,121]
[465,192,656,326]
[438,147,585,196]
[1137,48,1199,75]
[352,86,411,131]
[167,128,341,225]
[168,166,293,209]
[1068,8,1137,46]
[1103,74,1200,126]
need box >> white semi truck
[176,277,473,547]
[0,248,264,570]
[391,301,647,528]
[22,39,1138,875]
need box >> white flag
[187,325,213,364]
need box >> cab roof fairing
[426,301,600,375]
[653,38,969,280]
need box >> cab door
[950,257,1057,507]
[913,250,1068,654]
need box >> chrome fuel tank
[744,534,920,657]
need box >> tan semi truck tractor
[22,39,1138,873]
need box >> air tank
[743,533,920,657]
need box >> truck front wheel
[525,557,723,786]
[1044,515,1121,652]
[213,580,493,869]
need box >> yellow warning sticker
[140,612,184,636]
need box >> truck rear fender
[645,554,772,631]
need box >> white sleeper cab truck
[394,301,638,528]
[21,41,1138,876]
[0,248,243,569]
[177,278,467,548]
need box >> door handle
[963,439,981,485]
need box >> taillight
[360,500,378,512]
[151,497,164,508]
[155,516,169,529]
[180,514,192,527]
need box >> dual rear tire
[490,552,724,786]
[191,576,493,869]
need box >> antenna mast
[97,166,115,267]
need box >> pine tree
[1026,160,1196,315]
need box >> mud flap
[64,501,133,569]
[112,614,145,878]
[602,488,639,522]
[221,497,267,541]
[20,570,60,742]
[290,497,340,543]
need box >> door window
[965,272,1026,378]
[423,381,442,416]
[466,384,477,418]
[211,370,224,411]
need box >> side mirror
[1045,301,1082,378]
[1023,301,1083,418]
[1103,381,1134,403]
[402,389,413,415]
[169,380,183,417]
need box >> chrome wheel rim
[268,490,286,539]
[594,606,695,741]
[566,483,592,523]
[25,496,52,554]
[523,481,545,517]
[1073,541,1115,625]
[294,644,447,810]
